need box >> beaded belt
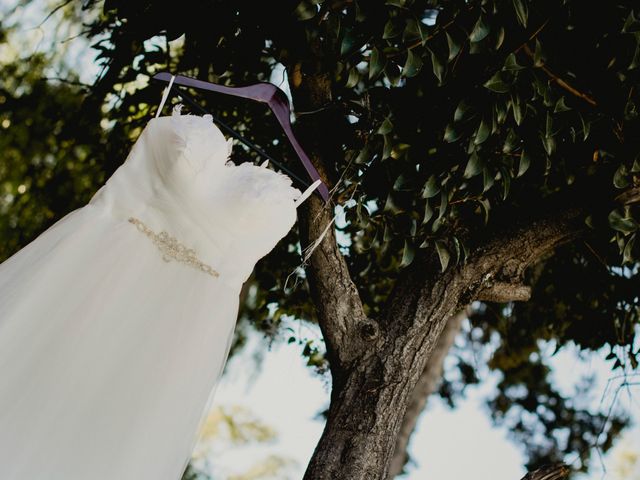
[128,217,220,278]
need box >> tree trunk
[520,464,570,480]
[290,69,587,480]
[386,307,470,479]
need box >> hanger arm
[268,97,330,202]
[154,72,275,103]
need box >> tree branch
[522,44,597,107]
[292,73,375,373]
[477,282,532,302]
[519,464,570,480]
[616,186,640,206]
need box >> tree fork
[290,66,587,479]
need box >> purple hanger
[152,72,330,202]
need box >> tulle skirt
[0,204,239,479]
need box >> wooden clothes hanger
[152,72,330,203]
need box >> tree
[1,0,639,479]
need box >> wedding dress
[0,89,319,479]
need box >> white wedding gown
[0,104,310,479]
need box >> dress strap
[294,178,322,208]
[155,74,176,118]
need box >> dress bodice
[89,107,303,289]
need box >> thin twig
[41,76,92,89]
[522,44,597,107]
[514,19,550,53]
[583,241,610,271]
[388,18,457,58]
[33,0,73,29]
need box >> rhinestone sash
[128,217,220,278]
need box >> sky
[2,2,639,479]
[190,318,639,480]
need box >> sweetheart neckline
[151,112,303,199]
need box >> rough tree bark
[520,464,570,480]
[386,307,470,479]
[290,71,616,479]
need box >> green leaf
[403,17,425,43]
[541,134,556,156]
[435,239,450,271]
[431,216,443,233]
[345,67,360,88]
[622,233,636,263]
[452,236,462,264]
[579,113,591,141]
[495,26,506,50]
[403,49,423,77]
[377,117,394,135]
[383,192,402,213]
[382,133,393,159]
[383,18,403,39]
[454,99,473,122]
[369,47,386,80]
[446,32,461,62]
[483,167,495,192]
[500,166,512,200]
[629,42,640,70]
[422,175,440,198]
[483,71,511,93]
[430,49,445,84]
[495,102,508,124]
[473,118,490,144]
[517,149,531,177]
[422,199,434,224]
[400,240,415,267]
[469,15,490,43]
[340,30,357,56]
[444,123,461,143]
[502,129,518,153]
[355,144,372,164]
[609,209,638,235]
[632,157,640,173]
[464,151,483,178]
[478,198,491,224]
[384,62,402,86]
[623,233,636,264]
[545,111,554,137]
[613,164,630,189]
[512,0,528,28]
[294,0,317,20]
[585,215,594,229]
[438,189,448,219]
[622,10,640,33]
[511,95,523,125]
[393,173,413,191]
[534,38,546,67]
[503,53,525,71]
[356,200,370,228]
[383,223,394,242]
[554,96,571,112]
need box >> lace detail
[224,161,302,203]
[169,105,230,173]
[166,106,301,203]
[128,217,220,278]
